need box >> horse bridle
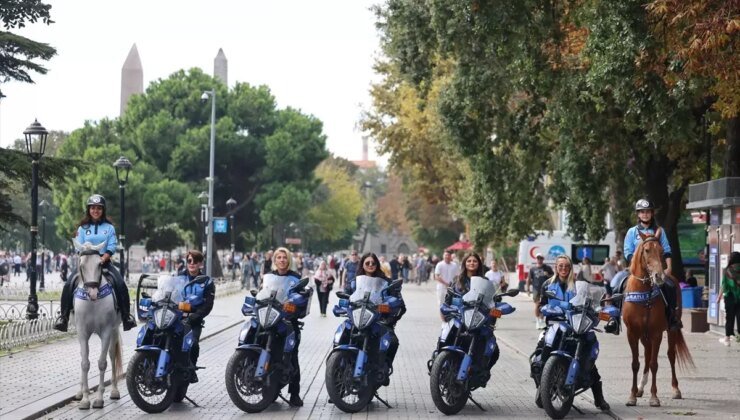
[78,249,103,287]
[634,236,662,286]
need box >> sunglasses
[556,264,571,269]
[363,260,376,266]
[187,259,199,264]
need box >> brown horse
[622,231,694,407]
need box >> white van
[516,231,617,284]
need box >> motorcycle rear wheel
[325,351,373,413]
[540,356,574,419]
[430,352,468,415]
[225,349,279,413]
[126,351,176,413]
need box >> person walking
[527,253,554,329]
[313,260,334,317]
[485,259,508,291]
[717,252,740,346]
[434,250,459,307]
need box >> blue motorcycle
[530,282,621,419]
[428,277,519,414]
[225,273,312,413]
[325,275,404,413]
[127,274,202,413]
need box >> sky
[0,0,386,164]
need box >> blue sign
[213,218,228,234]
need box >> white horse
[73,240,123,409]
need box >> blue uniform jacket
[623,223,671,263]
[76,221,117,256]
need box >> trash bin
[681,286,703,309]
[690,308,709,333]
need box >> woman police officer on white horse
[54,194,137,332]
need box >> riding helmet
[86,194,106,208]
[634,199,654,212]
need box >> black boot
[592,381,610,411]
[109,266,137,331]
[53,280,74,332]
[661,282,682,331]
[289,393,303,407]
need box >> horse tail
[112,329,123,380]
[670,329,695,372]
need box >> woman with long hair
[718,251,740,346]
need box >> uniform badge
[86,230,91,235]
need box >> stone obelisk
[214,48,228,85]
[120,44,143,116]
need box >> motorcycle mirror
[250,289,258,297]
[605,293,624,303]
[336,291,350,300]
[296,277,309,289]
[387,279,403,291]
[505,289,520,297]
[141,291,151,299]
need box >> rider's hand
[100,254,111,265]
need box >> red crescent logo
[529,247,540,259]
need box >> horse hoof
[110,390,120,400]
[649,398,661,407]
[626,398,637,406]
[636,389,644,397]
[673,390,682,399]
[79,401,90,410]
[92,399,104,409]
[74,391,83,401]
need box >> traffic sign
[213,217,228,234]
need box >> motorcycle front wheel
[540,355,574,419]
[225,349,279,413]
[430,351,468,415]
[126,351,176,413]
[173,383,189,403]
[325,351,373,413]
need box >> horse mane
[629,240,647,279]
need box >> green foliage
[53,68,328,251]
[0,0,56,96]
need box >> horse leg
[93,330,112,408]
[637,334,650,398]
[109,328,122,400]
[649,333,662,407]
[78,333,91,410]
[667,330,682,399]
[626,329,640,406]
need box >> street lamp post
[198,191,209,255]
[201,90,216,278]
[23,119,49,320]
[39,199,49,291]
[226,197,237,280]
[113,156,132,282]
[360,181,373,253]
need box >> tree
[0,0,56,97]
[53,69,328,252]
[305,159,363,251]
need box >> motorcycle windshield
[569,281,605,310]
[462,276,496,306]
[350,275,386,304]
[256,273,295,303]
[151,274,187,304]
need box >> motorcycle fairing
[182,330,194,352]
[353,350,368,378]
[238,316,258,344]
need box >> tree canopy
[53,68,328,251]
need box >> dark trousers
[288,324,301,395]
[661,279,678,317]
[724,293,740,337]
[317,290,329,315]
[59,264,131,319]
[386,328,399,367]
[188,324,203,366]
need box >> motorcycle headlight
[257,306,280,328]
[463,309,486,330]
[351,307,376,330]
[153,308,177,329]
[569,313,594,335]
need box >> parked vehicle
[325,275,404,413]
[126,275,201,413]
[224,273,312,413]
[529,282,621,419]
[428,277,519,414]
